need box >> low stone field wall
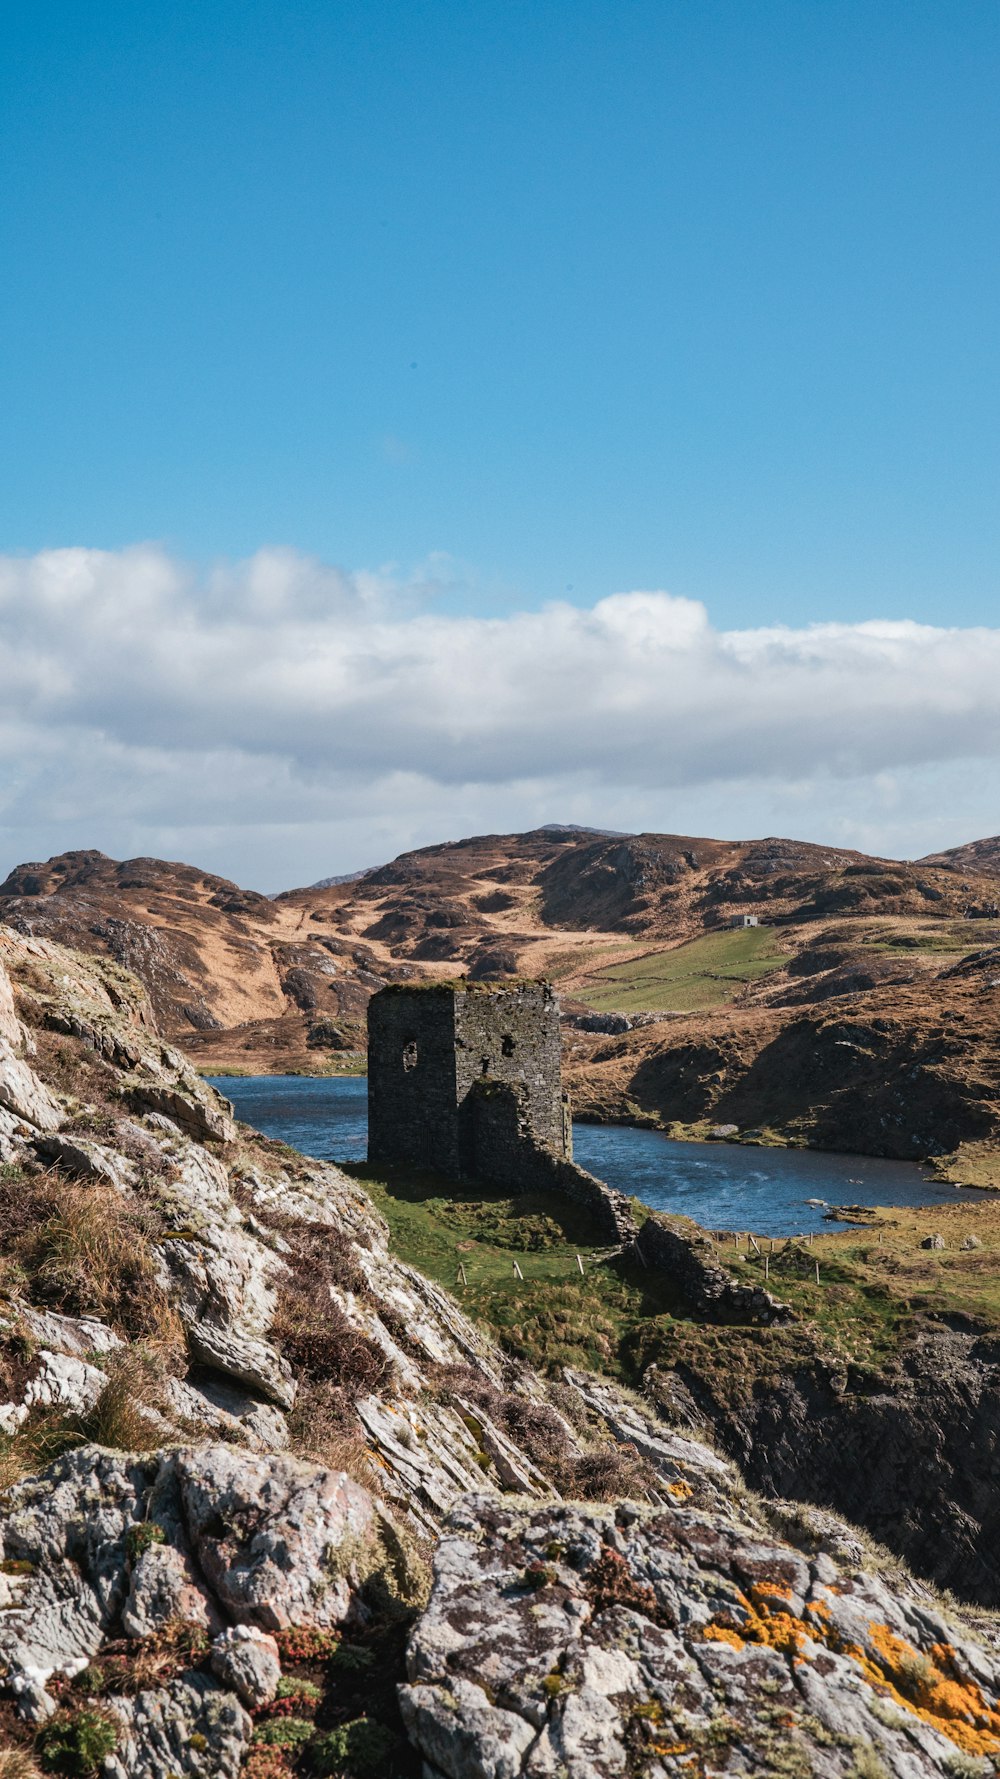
[634,1212,795,1325]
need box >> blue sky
[0,2,998,883]
[2,0,997,625]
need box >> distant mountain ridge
[918,835,1000,878]
[1,826,999,1160]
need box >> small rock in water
[804,1198,827,1207]
[921,1233,945,1249]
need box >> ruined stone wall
[634,1212,794,1325]
[453,982,568,1158]
[367,988,460,1172]
[367,981,571,1176]
[467,1080,635,1245]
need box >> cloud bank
[1,545,998,887]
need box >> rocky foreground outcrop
[3,920,1000,1776]
[406,1489,1000,1779]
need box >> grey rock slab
[0,947,25,1047]
[172,1442,380,1630]
[32,1132,137,1190]
[210,1624,282,1707]
[21,1348,108,1417]
[184,1319,295,1409]
[125,1079,236,1145]
[0,1045,61,1131]
[104,1673,252,1779]
[163,1374,289,1452]
[19,1305,124,1358]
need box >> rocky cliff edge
[1,924,999,1778]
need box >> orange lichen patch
[666,1479,694,1501]
[702,1595,1000,1756]
[850,1624,1000,1757]
[805,1597,831,1625]
[749,1580,793,1604]
[702,1590,809,1660]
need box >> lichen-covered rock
[403,1495,1000,1778]
[210,1624,281,1707]
[0,1448,157,1689]
[0,1440,382,1714]
[104,1672,252,1779]
[173,1443,379,1630]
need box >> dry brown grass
[0,1167,180,1344]
[0,1408,83,1495]
[83,1344,183,1452]
[268,1222,391,1400]
[0,1744,43,1779]
[431,1362,569,1475]
[0,1342,185,1493]
[285,1376,383,1492]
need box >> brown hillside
[2,828,1000,1173]
[920,834,1000,879]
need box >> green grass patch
[577,928,785,1013]
[347,1164,683,1376]
[348,1163,1000,1395]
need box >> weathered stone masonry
[367,981,635,1243]
[366,981,795,1310]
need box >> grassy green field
[349,1164,685,1375]
[576,926,785,1013]
[347,1163,992,1382]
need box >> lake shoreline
[208,1074,985,1237]
[202,1065,1000,1187]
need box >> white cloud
[0,544,998,887]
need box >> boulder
[173,1443,381,1630]
[0,1440,382,1710]
[403,1495,1000,1779]
[210,1625,282,1707]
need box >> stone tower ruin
[366,979,634,1244]
[367,980,570,1175]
